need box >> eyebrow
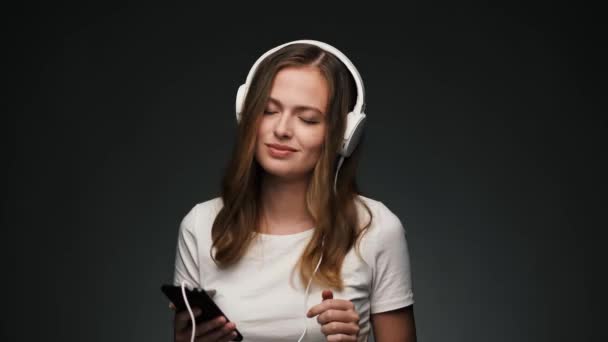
[267,97,324,115]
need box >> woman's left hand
[307,289,360,341]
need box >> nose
[273,111,293,139]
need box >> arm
[371,305,417,342]
[173,204,201,288]
[369,203,416,341]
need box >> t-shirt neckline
[255,227,315,241]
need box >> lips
[266,143,297,152]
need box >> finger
[307,299,355,317]
[322,289,334,301]
[321,321,360,336]
[194,316,229,337]
[317,308,360,325]
[327,333,358,342]
[169,302,176,310]
[216,330,239,342]
[177,316,227,341]
[174,307,202,331]
[195,320,237,341]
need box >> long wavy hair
[211,43,373,291]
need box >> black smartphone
[161,284,243,341]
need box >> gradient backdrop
[4,3,604,342]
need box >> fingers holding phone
[162,284,242,341]
[173,307,238,342]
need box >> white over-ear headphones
[235,39,367,158]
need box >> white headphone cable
[180,281,197,342]
[297,238,325,342]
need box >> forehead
[268,66,329,113]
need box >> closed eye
[300,118,319,125]
[263,110,319,124]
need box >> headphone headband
[242,39,365,114]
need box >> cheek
[257,120,267,135]
[256,120,272,140]
[300,128,325,154]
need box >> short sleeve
[172,204,201,289]
[370,206,415,314]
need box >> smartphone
[161,284,243,341]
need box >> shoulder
[354,194,408,254]
[355,194,406,235]
[190,196,224,217]
[180,196,224,234]
[194,196,224,216]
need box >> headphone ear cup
[235,84,248,122]
[341,111,366,157]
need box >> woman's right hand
[172,304,238,342]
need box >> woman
[170,40,417,341]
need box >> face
[255,66,329,182]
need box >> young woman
[169,40,417,342]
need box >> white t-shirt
[172,194,414,342]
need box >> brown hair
[211,43,373,291]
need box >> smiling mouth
[267,145,296,157]
[266,144,297,152]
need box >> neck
[259,173,314,235]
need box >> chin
[261,164,297,178]
[255,150,316,180]
[257,160,302,180]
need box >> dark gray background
[4,3,605,341]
